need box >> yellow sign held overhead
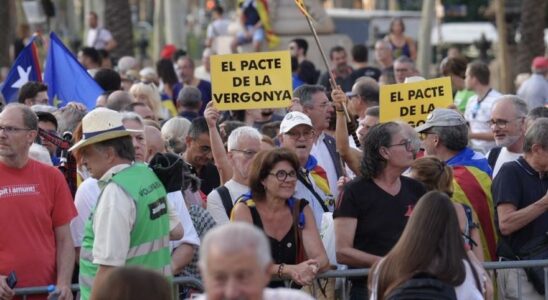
[210,51,293,111]
[379,77,453,127]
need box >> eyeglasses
[0,126,33,134]
[269,169,297,182]
[284,130,315,140]
[387,139,413,152]
[231,149,258,158]
[487,117,524,129]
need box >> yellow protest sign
[379,77,453,127]
[210,51,293,110]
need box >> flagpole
[302,13,352,124]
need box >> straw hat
[69,107,130,152]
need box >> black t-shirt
[187,162,220,196]
[349,66,381,82]
[493,157,548,254]
[333,176,425,286]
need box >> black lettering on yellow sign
[400,103,435,117]
[213,90,292,104]
[240,58,282,71]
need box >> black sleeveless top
[247,199,308,288]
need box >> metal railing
[14,276,203,300]
[13,260,548,299]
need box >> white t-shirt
[294,169,333,231]
[194,288,314,300]
[206,19,231,39]
[206,179,249,226]
[86,27,114,50]
[491,147,522,178]
[311,132,339,198]
[464,89,502,153]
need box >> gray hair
[161,117,191,154]
[4,103,38,130]
[524,118,548,153]
[121,111,144,127]
[365,106,380,117]
[227,126,262,151]
[293,84,326,108]
[53,105,87,133]
[431,124,468,152]
[395,55,415,67]
[495,95,529,117]
[177,86,202,109]
[199,222,272,271]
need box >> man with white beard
[487,95,529,178]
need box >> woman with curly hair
[333,122,426,300]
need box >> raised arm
[331,87,362,176]
[204,102,233,184]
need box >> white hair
[121,111,144,127]
[161,117,191,154]
[199,222,272,271]
[227,126,262,151]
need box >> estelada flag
[294,0,315,21]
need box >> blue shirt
[446,147,492,177]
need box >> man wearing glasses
[487,96,528,178]
[0,103,76,299]
[207,126,263,225]
[183,117,220,195]
[279,111,334,230]
[463,61,502,154]
[416,108,497,261]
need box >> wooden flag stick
[302,15,352,123]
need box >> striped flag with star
[1,36,42,103]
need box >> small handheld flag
[294,0,315,21]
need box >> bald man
[145,125,166,161]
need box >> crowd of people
[0,6,548,300]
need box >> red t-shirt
[0,159,77,290]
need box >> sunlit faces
[304,91,333,132]
[490,101,525,148]
[78,145,111,179]
[384,131,415,169]
[202,247,270,300]
[123,119,146,162]
[356,115,379,142]
[280,124,314,163]
[185,133,212,169]
[229,136,262,181]
[0,107,37,160]
[331,50,348,71]
[261,160,298,200]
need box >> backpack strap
[215,186,233,218]
[297,169,329,212]
[462,204,478,248]
[487,147,502,169]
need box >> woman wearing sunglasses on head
[231,148,329,288]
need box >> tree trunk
[417,0,434,78]
[516,0,546,74]
[0,0,15,68]
[105,0,134,58]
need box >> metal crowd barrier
[14,276,203,300]
[13,260,548,299]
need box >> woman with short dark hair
[231,148,329,287]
